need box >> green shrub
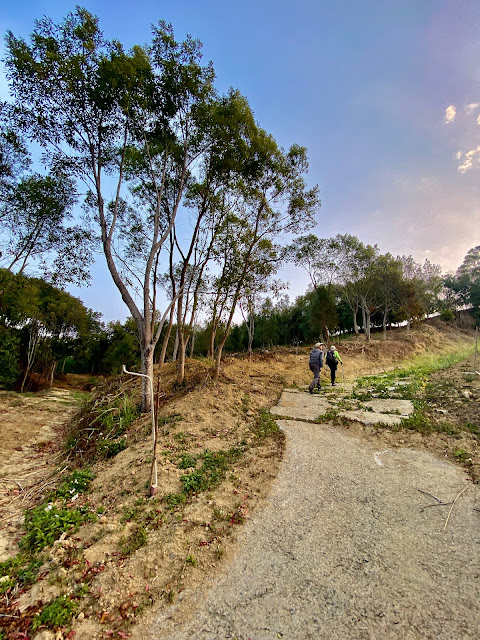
[97,438,127,458]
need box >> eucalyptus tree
[454,246,480,314]
[0,172,93,285]
[287,233,362,288]
[5,8,215,408]
[398,255,443,331]
[210,139,319,376]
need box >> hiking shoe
[309,387,313,394]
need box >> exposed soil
[0,319,478,639]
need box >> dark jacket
[309,347,324,367]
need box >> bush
[440,308,455,322]
[0,327,20,389]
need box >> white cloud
[466,102,480,114]
[445,105,456,123]
[477,114,480,126]
[458,146,480,173]
[456,151,462,160]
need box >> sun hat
[314,342,322,348]
[330,345,336,350]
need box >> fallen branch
[444,486,469,532]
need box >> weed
[54,469,95,500]
[97,437,127,458]
[251,409,282,439]
[165,493,186,509]
[121,505,141,524]
[178,453,196,469]
[167,589,176,603]
[465,421,480,438]
[120,526,148,556]
[21,504,94,553]
[180,447,244,495]
[32,594,78,631]
[453,448,473,464]
[317,408,340,422]
[241,393,251,414]
[185,554,196,567]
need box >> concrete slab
[270,390,330,421]
[339,410,402,426]
[362,398,414,416]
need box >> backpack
[326,350,336,365]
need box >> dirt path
[0,388,83,560]
[143,389,480,640]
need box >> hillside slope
[0,319,478,639]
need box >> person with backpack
[308,342,324,394]
[326,345,342,386]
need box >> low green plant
[97,438,127,458]
[165,492,186,508]
[251,409,282,439]
[178,453,196,469]
[453,448,472,464]
[185,554,196,567]
[21,504,94,553]
[32,594,78,631]
[120,526,148,556]
[54,469,95,500]
[180,447,244,495]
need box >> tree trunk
[159,305,175,365]
[406,317,411,334]
[353,306,360,337]
[49,360,57,388]
[140,345,154,412]
[172,329,179,362]
[364,310,371,341]
[382,308,388,340]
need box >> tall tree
[6,9,215,408]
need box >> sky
[1,0,479,323]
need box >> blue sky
[1,1,479,322]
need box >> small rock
[77,611,85,621]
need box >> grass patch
[64,388,140,462]
[180,447,245,495]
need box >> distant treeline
[1,242,478,389]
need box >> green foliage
[178,453,197,469]
[0,324,20,388]
[65,390,139,462]
[54,469,95,500]
[21,504,94,553]
[120,526,148,556]
[440,308,456,322]
[97,438,127,458]
[32,594,78,631]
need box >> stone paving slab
[270,390,330,421]
[338,410,402,426]
[362,398,414,416]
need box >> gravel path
[150,405,480,639]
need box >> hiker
[308,342,324,394]
[326,345,343,386]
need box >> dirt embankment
[0,319,478,639]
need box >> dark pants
[327,362,337,384]
[309,363,321,391]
